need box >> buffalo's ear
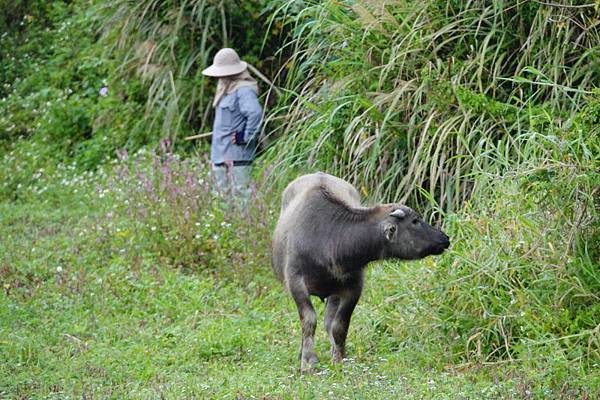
[390,209,406,219]
[384,223,397,241]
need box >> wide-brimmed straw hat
[202,48,248,77]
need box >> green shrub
[0,0,159,200]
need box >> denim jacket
[210,86,262,164]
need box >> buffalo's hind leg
[287,273,319,373]
[330,285,362,363]
[324,295,340,357]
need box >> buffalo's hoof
[331,348,345,364]
[300,352,319,374]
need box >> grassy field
[1,1,599,398]
[1,158,597,400]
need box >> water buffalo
[272,172,450,372]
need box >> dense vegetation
[1,0,598,398]
[268,0,600,371]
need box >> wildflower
[56,266,63,273]
[99,87,108,97]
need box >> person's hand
[231,131,245,145]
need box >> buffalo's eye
[411,218,419,225]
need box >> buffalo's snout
[427,229,450,255]
[439,232,450,249]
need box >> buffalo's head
[381,205,450,260]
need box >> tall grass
[96,0,287,145]
[414,120,599,368]
[265,0,599,212]
[96,0,229,143]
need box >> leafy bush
[0,0,158,200]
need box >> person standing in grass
[202,48,263,202]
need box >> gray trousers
[211,164,252,203]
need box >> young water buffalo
[272,172,450,372]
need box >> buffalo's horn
[390,209,406,219]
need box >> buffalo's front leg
[288,275,318,373]
[330,287,362,363]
